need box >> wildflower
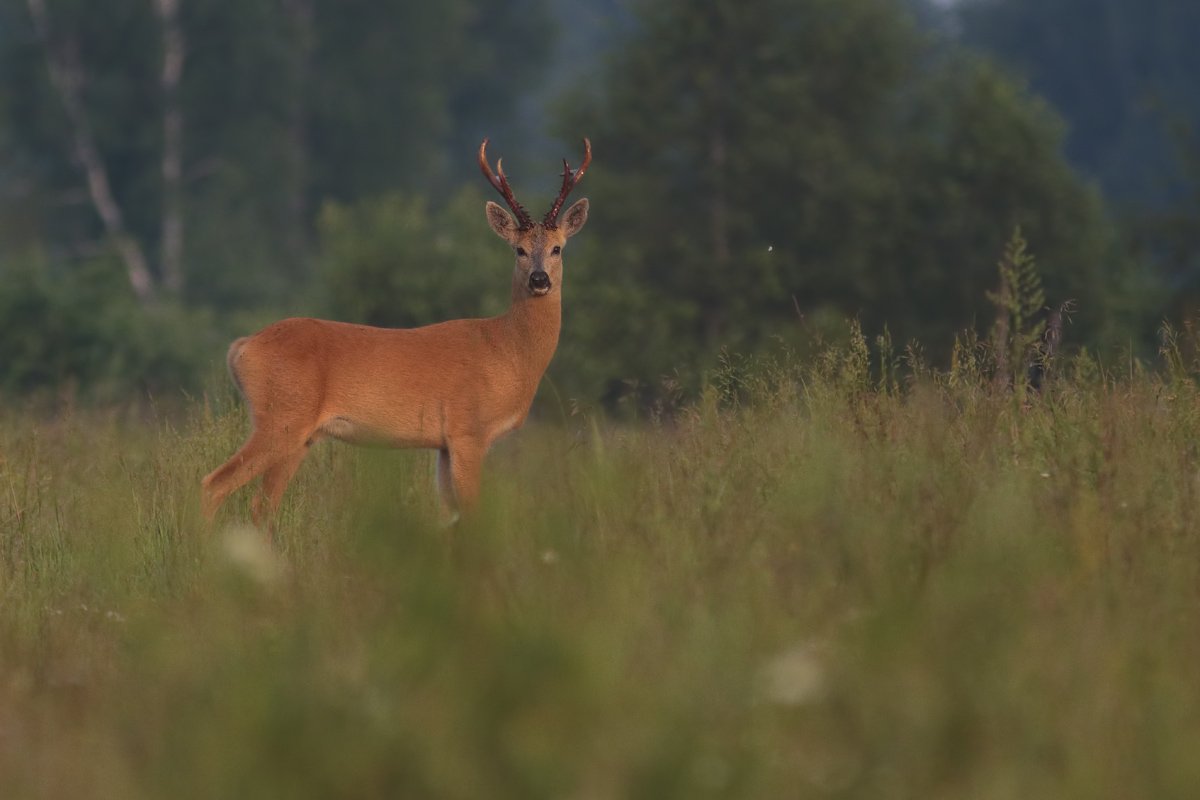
[221,524,285,586]
[761,642,826,706]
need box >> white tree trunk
[26,0,157,304]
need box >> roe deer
[201,138,591,528]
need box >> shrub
[0,255,211,403]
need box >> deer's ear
[561,198,589,239]
[486,201,519,243]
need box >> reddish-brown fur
[201,142,589,528]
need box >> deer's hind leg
[201,422,312,521]
[250,442,312,530]
[202,431,270,520]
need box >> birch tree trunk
[26,0,157,304]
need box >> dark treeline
[0,0,1195,406]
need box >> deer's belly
[490,410,527,440]
[318,414,442,449]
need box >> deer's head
[480,138,591,298]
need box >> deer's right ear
[486,201,519,243]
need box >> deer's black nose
[529,270,551,292]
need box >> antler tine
[543,137,592,229]
[478,138,534,229]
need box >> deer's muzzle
[529,270,552,295]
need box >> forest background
[0,0,1197,409]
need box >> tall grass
[3,327,1200,798]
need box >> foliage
[5,337,1200,795]
[955,0,1200,207]
[0,255,211,401]
[316,188,509,328]
[953,0,1200,331]
[557,0,1133,405]
[1132,123,1200,314]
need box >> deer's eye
[552,245,561,255]
[516,247,527,257]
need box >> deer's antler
[543,138,592,229]
[478,139,534,230]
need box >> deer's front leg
[443,439,485,518]
[436,448,459,526]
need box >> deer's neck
[499,284,562,381]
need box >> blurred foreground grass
[3,336,1200,799]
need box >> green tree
[1134,123,1200,317]
[556,0,1131,404]
[316,188,508,329]
[954,0,1200,342]
[955,0,1200,208]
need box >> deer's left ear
[561,198,589,239]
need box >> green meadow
[3,329,1200,799]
